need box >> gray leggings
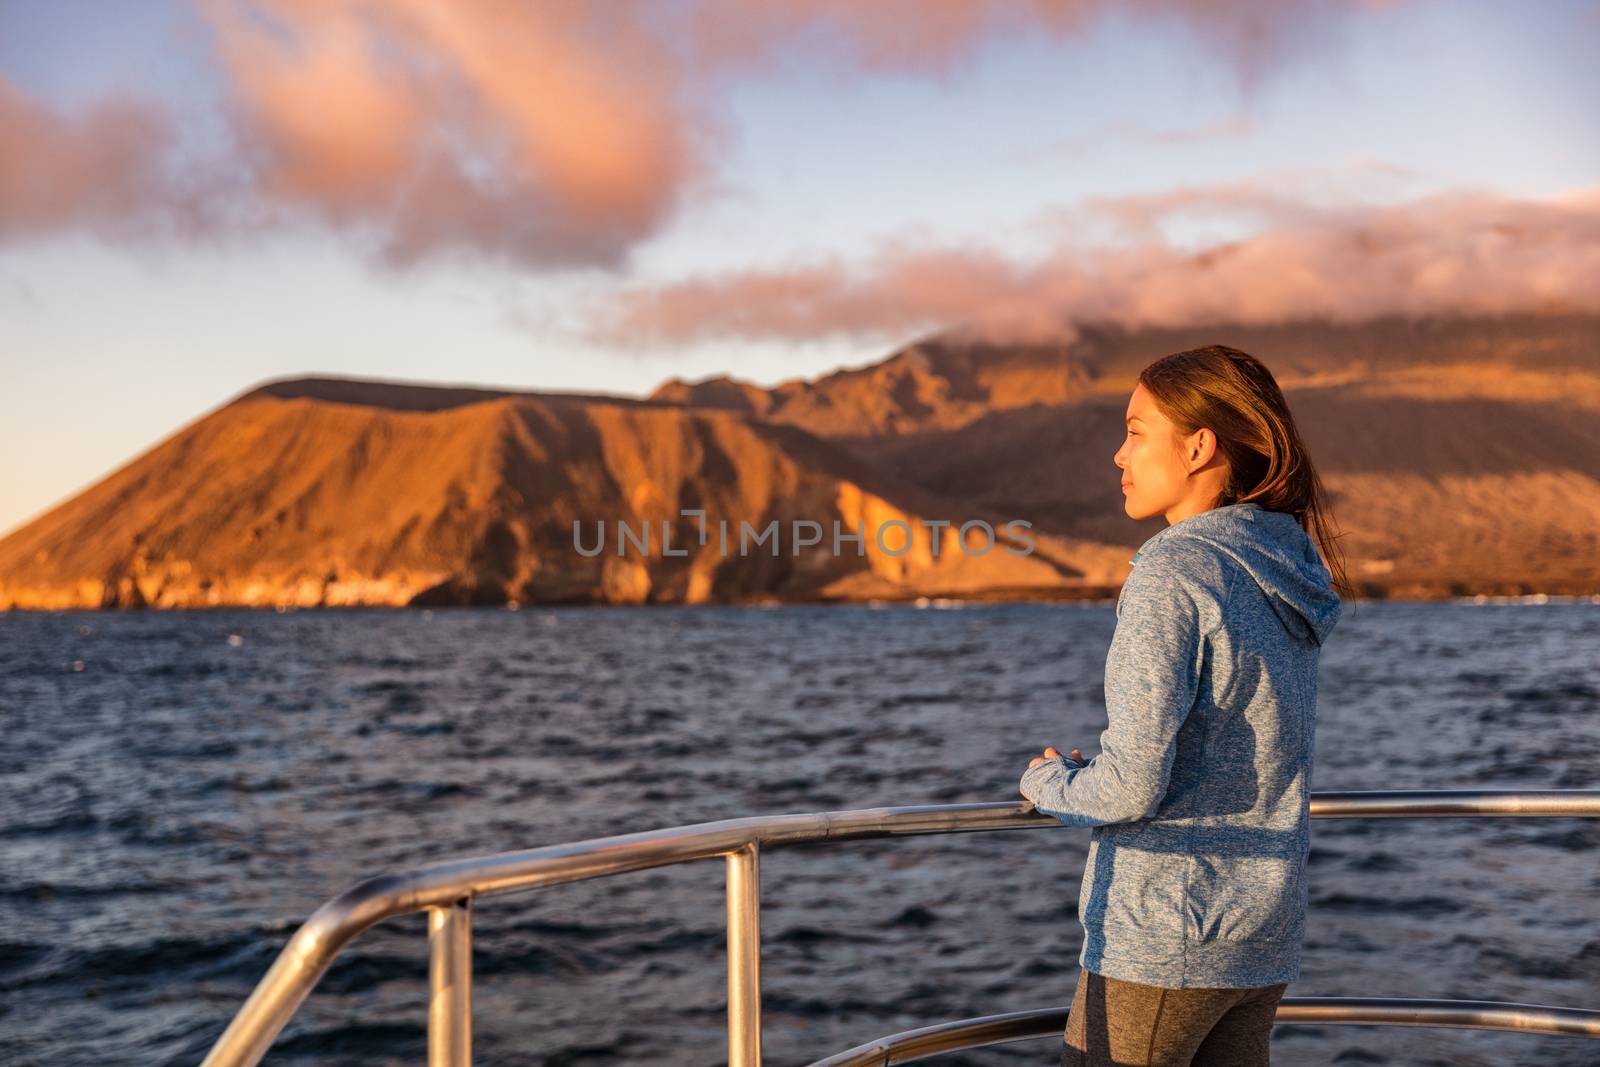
[1059,968,1288,1066]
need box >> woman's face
[1114,383,1226,525]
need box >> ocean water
[2,600,1598,1067]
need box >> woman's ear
[1185,427,1218,471]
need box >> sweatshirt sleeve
[1019,546,1220,827]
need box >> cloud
[1003,112,1261,168]
[1143,114,1258,144]
[197,0,723,270]
[590,184,1600,346]
[1,0,1401,269]
[676,0,1381,89]
[1052,159,1427,244]
[0,72,176,241]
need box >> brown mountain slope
[648,335,1100,437]
[0,381,1127,609]
[5,314,1598,609]
[649,314,1600,597]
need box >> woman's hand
[1026,746,1084,769]
[1021,747,1084,800]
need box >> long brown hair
[1139,344,1356,603]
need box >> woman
[1018,344,1354,1067]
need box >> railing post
[726,842,762,1067]
[428,898,472,1067]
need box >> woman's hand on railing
[1022,746,1085,798]
[1028,746,1083,769]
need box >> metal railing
[199,789,1600,1066]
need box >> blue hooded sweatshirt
[1018,502,1341,989]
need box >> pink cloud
[197,0,718,269]
[2,0,1402,268]
[678,0,1376,89]
[593,185,1600,345]
[0,72,175,241]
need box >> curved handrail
[200,804,1034,1067]
[199,790,1600,1067]
[805,997,1600,1065]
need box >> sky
[1,0,1597,537]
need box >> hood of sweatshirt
[1130,502,1342,646]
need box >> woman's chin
[1122,494,1157,521]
